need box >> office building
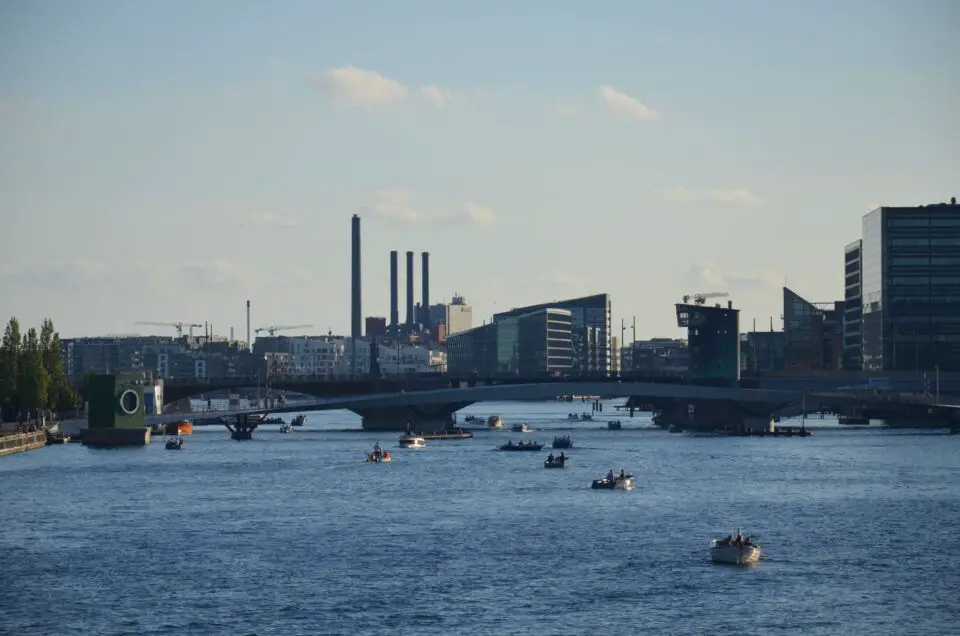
[675,300,739,383]
[494,293,611,377]
[430,295,473,337]
[843,239,863,370]
[860,199,960,371]
[782,288,844,371]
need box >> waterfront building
[843,239,863,370]
[740,331,786,373]
[263,336,445,377]
[494,293,611,377]
[858,199,960,371]
[430,295,473,337]
[675,300,740,383]
[782,288,844,371]
[622,338,689,377]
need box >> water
[2,401,959,635]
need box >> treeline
[0,317,79,422]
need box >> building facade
[494,293,611,377]
[860,201,960,371]
[675,302,740,383]
[843,239,863,370]
[740,331,785,373]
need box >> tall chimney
[389,250,399,330]
[421,251,430,328]
[246,300,251,352]
[351,214,362,377]
[405,250,414,327]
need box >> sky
[1,0,958,341]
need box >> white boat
[398,434,426,449]
[511,423,534,433]
[279,424,293,433]
[487,415,504,429]
[709,539,762,565]
[591,473,635,490]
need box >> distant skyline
[1,1,958,339]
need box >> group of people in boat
[503,440,537,448]
[370,442,389,460]
[567,413,593,420]
[552,435,572,447]
[716,531,753,547]
[545,452,567,464]
[603,468,627,483]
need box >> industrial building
[493,293,611,377]
[853,199,960,371]
[446,307,573,377]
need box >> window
[891,257,930,266]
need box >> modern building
[430,295,473,338]
[494,293,611,377]
[859,199,960,371]
[782,288,844,371]
[675,300,740,383]
[622,338,689,377]
[446,308,574,377]
[261,336,445,377]
[843,239,863,370]
[740,331,786,373]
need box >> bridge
[145,380,960,434]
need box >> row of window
[890,276,960,285]
[890,257,960,266]
[890,238,960,246]
[888,217,960,227]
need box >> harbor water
[2,401,959,635]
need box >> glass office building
[860,200,960,371]
[494,294,611,377]
[843,239,863,370]
[675,301,740,384]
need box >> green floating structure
[82,374,151,448]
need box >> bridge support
[648,398,780,433]
[352,402,472,432]
[225,414,258,440]
[82,374,151,448]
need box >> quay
[0,430,47,456]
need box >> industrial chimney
[246,300,251,352]
[389,250,399,330]
[405,250,415,328]
[351,214,362,377]
[421,251,430,328]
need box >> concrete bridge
[145,380,960,433]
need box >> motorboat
[165,437,184,450]
[552,435,573,449]
[279,424,293,433]
[398,433,426,449]
[544,454,567,469]
[367,449,392,463]
[607,421,622,431]
[709,535,762,565]
[487,415,504,429]
[498,441,543,452]
[581,413,593,421]
[591,472,635,490]
[291,414,307,427]
[511,423,535,433]
[421,429,473,440]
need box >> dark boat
[498,442,543,452]
[607,421,622,431]
[165,437,184,450]
[552,435,573,449]
[421,429,473,440]
[291,414,307,427]
[544,455,567,469]
[591,473,635,490]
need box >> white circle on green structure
[119,389,140,415]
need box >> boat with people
[709,531,762,565]
[398,433,426,449]
[591,469,635,490]
[367,442,392,463]
[487,415,504,429]
[607,421,622,431]
[552,435,573,449]
[279,423,293,433]
[420,429,473,440]
[567,412,593,421]
[165,437,184,450]
[498,440,543,452]
[544,452,567,469]
[291,414,307,427]
[511,423,535,433]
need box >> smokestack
[246,300,251,352]
[351,214,362,378]
[390,250,399,329]
[405,250,414,327]
[421,251,430,328]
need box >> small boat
[607,421,622,431]
[420,429,473,440]
[367,450,392,463]
[279,424,293,433]
[398,433,426,449]
[487,415,504,429]
[591,472,635,490]
[580,413,593,421]
[552,435,573,449]
[544,455,567,469]
[710,534,762,565]
[498,441,543,452]
[165,437,184,450]
[511,423,535,433]
[291,414,307,427]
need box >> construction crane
[254,324,315,337]
[681,292,730,305]
[134,321,203,338]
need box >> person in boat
[744,535,752,546]
[558,452,565,462]
[619,469,625,481]
[606,469,615,483]
[736,531,743,547]
[547,452,555,462]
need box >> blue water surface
[2,401,959,635]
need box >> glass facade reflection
[843,239,863,370]
[675,303,740,383]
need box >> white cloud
[599,85,657,122]
[683,263,782,292]
[254,212,298,228]
[177,260,262,287]
[312,65,408,106]
[708,189,765,206]
[421,85,453,108]
[660,187,766,206]
[360,191,498,226]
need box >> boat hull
[709,544,761,564]
[591,477,635,490]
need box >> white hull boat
[398,435,426,449]
[709,541,762,564]
[487,415,504,429]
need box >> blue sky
[1,0,958,340]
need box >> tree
[0,317,21,421]
[41,319,78,411]
[17,327,49,418]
